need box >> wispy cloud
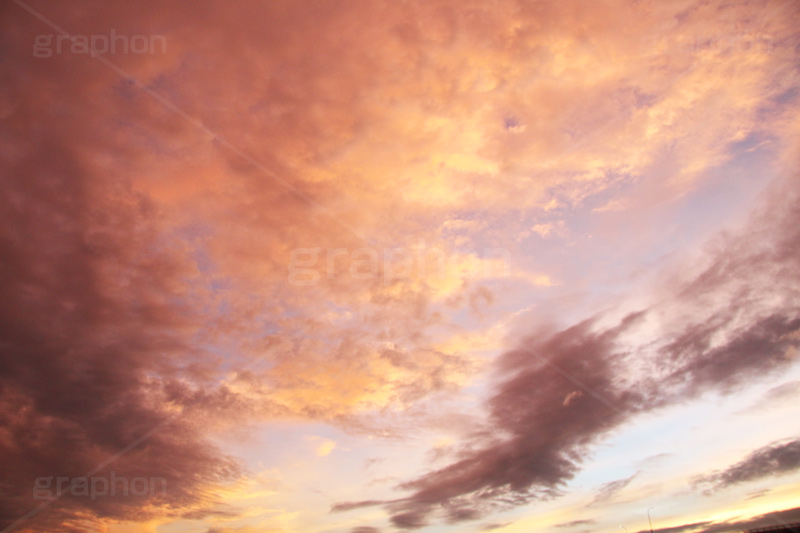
[590,473,638,506]
[693,438,800,493]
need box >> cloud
[1,0,519,525]
[636,453,672,469]
[0,20,248,528]
[315,440,336,457]
[205,527,284,533]
[555,519,597,528]
[378,315,645,527]
[589,473,637,505]
[3,0,800,530]
[739,381,800,414]
[365,172,800,527]
[744,488,771,500]
[693,437,800,493]
[636,506,800,533]
[331,500,386,513]
[305,436,337,457]
[639,521,713,533]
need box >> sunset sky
[2,1,800,532]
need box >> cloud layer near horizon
[636,505,800,533]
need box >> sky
[1,0,800,532]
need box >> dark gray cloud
[382,315,648,528]
[693,437,800,493]
[0,4,246,530]
[361,176,800,528]
[635,506,800,533]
